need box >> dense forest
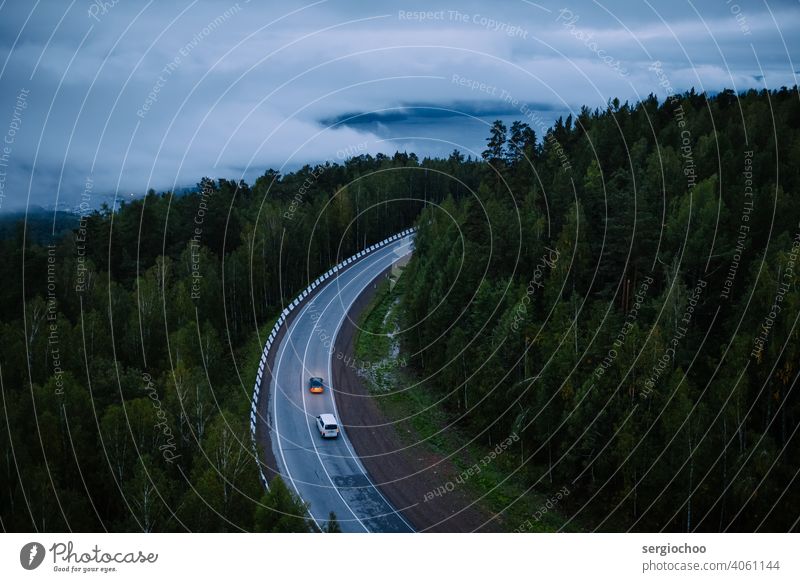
[401,86,800,531]
[0,157,428,531]
[2,86,798,532]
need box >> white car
[316,413,339,438]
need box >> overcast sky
[0,0,797,211]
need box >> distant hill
[0,207,79,244]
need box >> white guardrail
[250,228,416,489]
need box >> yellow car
[308,377,325,394]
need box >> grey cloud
[0,0,796,211]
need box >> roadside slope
[333,269,499,532]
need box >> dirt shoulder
[332,267,499,532]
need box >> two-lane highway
[262,235,415,532]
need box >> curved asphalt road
[266,234,415,532]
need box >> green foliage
[2,87,799,532]
[254,477,312,533]
[400,87,800,532]
[323,511,341,533]
[0,157,437,532]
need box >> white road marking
[269,239,413,530]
